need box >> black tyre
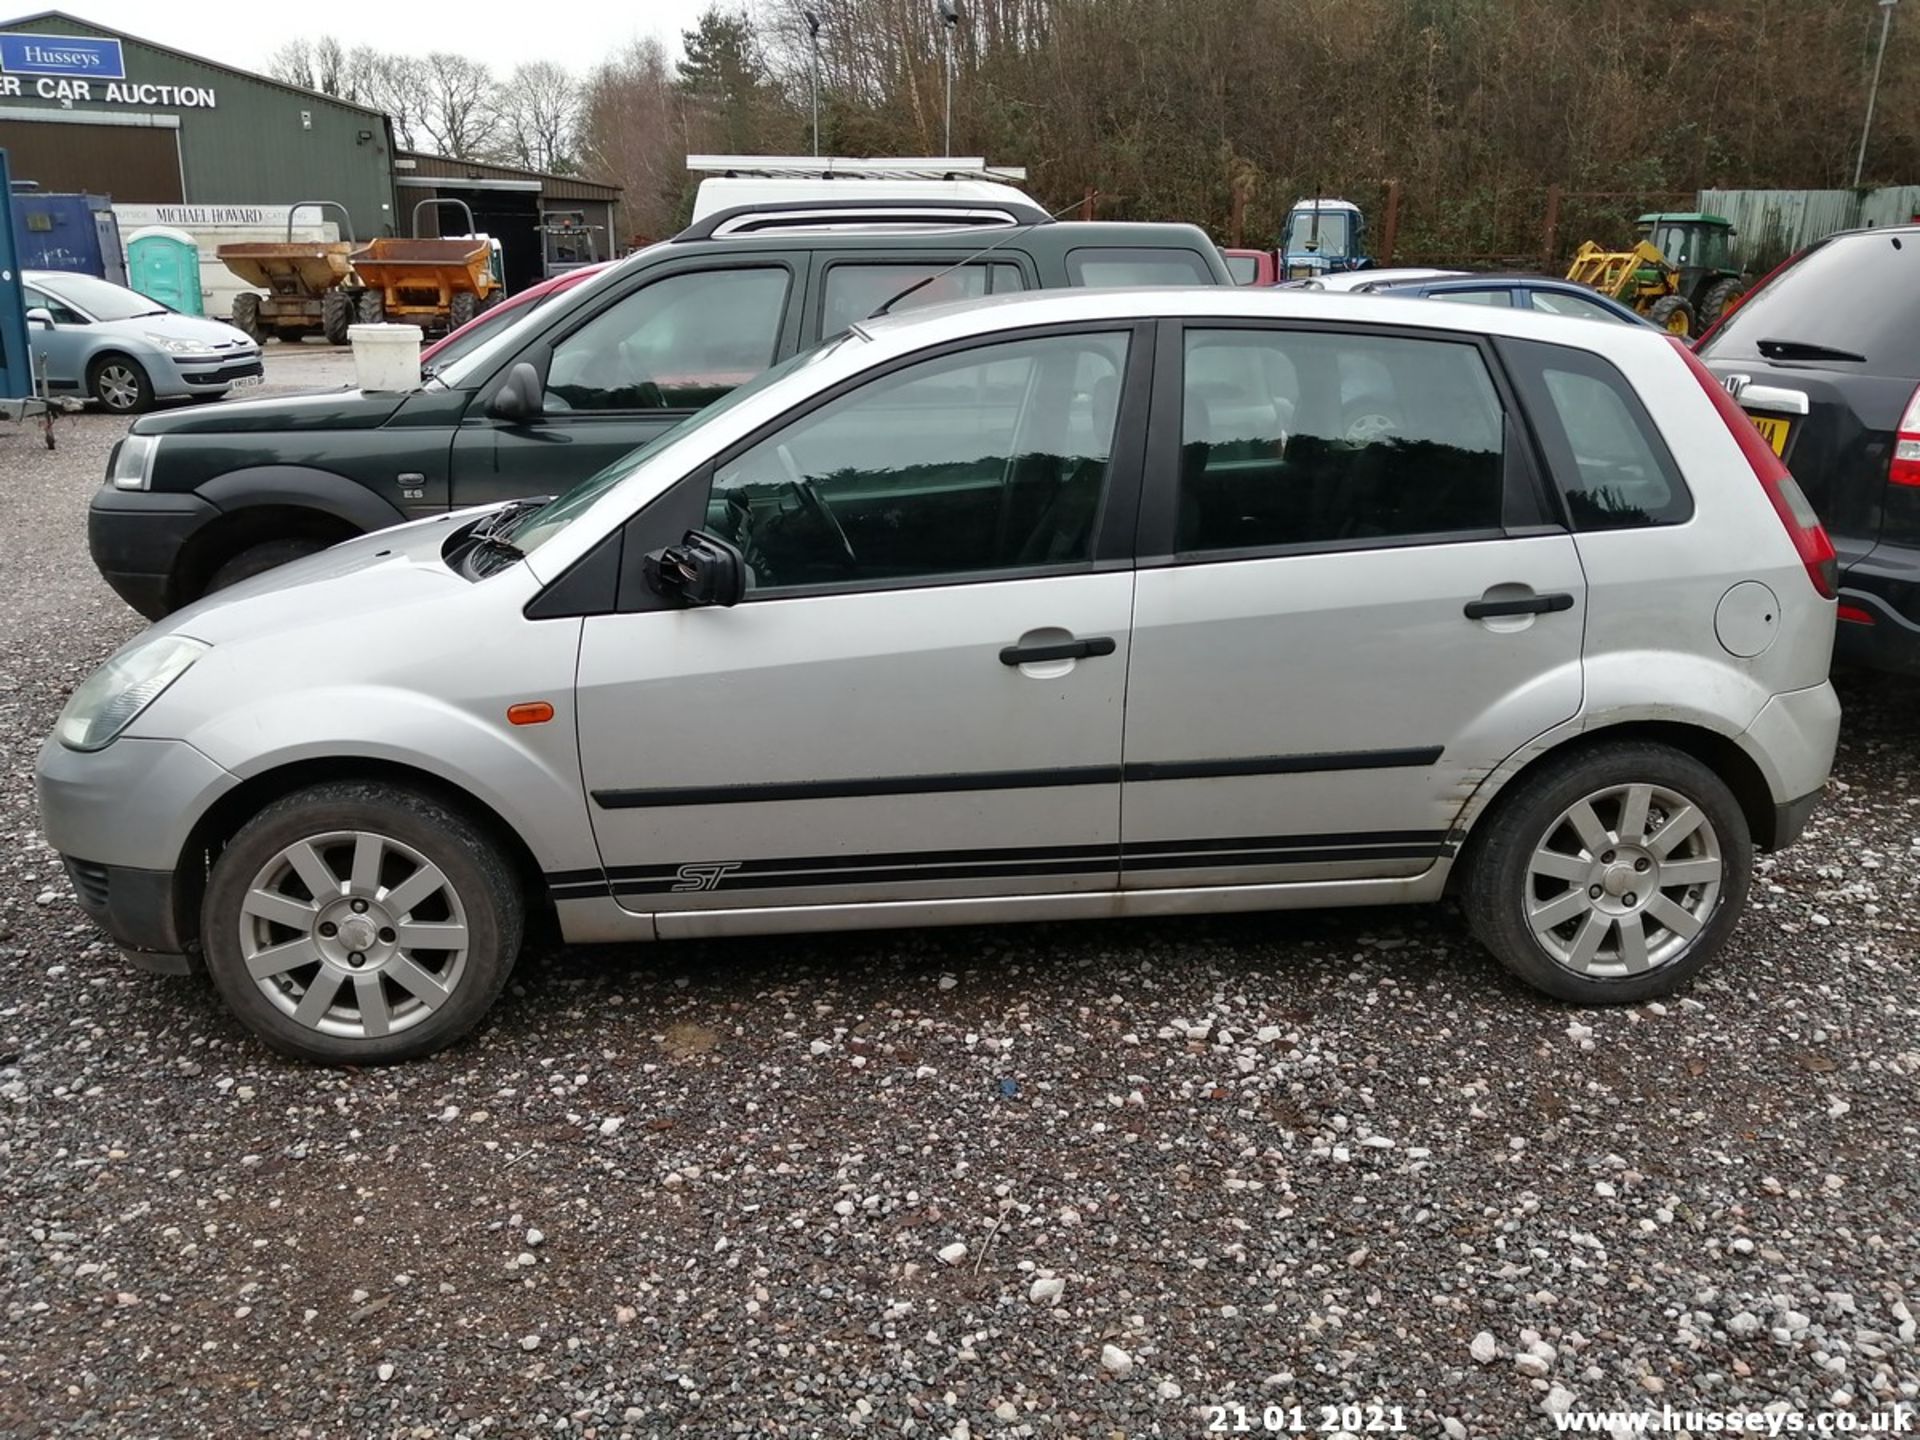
[88,354,155,414]
[206,536,333,594]
[448,290,479,331]
[321,289,354,345]
[357,288,386,325]
[231,292,264,342]
[1645,294,1695,337]
[1462,741,1751,1005]
[477,289,504,313]
[201,782,524,1064]
[1698,277,1745,327]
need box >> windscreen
[38,273,171,320]
[1284,212,1352,257]
[1702,231,1920,376]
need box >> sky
[11,1,717,76]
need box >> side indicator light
[507,702,555,726]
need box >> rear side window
[1177,327,1507,554]
[545,266,789,413]
[1503,338,1690,529]
[1429,288,1512,307]
[1701,231,1920,376]
[1224,255,1260,285]
[1068,248,1213,287]
[818,261,1024,339]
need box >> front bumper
[163,353,263,395]
[62,856,194,973]
[38,734,238,967]
[88,483,220,618]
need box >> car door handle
[1464,591,1576,620]
[999,636,1118,666]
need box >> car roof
[853,283,1671,357]
[667,218,1221,256]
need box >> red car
[1222,248,1278,286]
[419,262,613,369]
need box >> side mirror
[643,529,747,608]
[487,360,542,422]
[25,307,53,330]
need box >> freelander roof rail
[675,197,1055,243]
[687,155,1037,226]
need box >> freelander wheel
[1463,741,1751,1004]
[202,782,523,1064]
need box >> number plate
[229,374,263,391]
[1749,413,1791,456]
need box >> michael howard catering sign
[0,33,126,80]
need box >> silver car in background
[37,287,1840,1064]
[22,270,263,414]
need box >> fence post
[1379,179,1401,265]
[1543,184,1563,271]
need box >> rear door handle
[1464,592,1575,620]
[999,636,1118,666]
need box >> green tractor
[1635,212,1746,330]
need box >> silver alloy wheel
[96,363,142,412]
[238,829,470,1040]
[1524,782,1723,977]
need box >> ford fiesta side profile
[39,288,1840,1064]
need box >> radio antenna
[867,192,1097,319]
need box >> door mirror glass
[25,307,53,330]
[644,529,747,608]
[488,361,543,422]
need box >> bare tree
[498,61,581,173]
[416,53,499,159]
[578,38,683,241]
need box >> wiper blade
[464,496,553,561]
[1756,338,1867,363]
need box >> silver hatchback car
[39,288,1841,1064]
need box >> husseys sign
[0,32,219,108]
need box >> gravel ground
[2,347,1919,1438]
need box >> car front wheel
[201,782,524,1064]
[1462,742,1751,1004]
[90,355,155,414]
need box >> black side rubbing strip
[589,748,1441,811]
[592,765,1123,810]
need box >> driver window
[707,330,1130,592]
[544,266,788,414]
[25,287,83,325]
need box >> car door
[23,283,89,391]
[572,324,1148,931]
[449,259,803,509]
[1119,318,1586,887]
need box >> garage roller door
[0,119,183,202]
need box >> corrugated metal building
[1699,187,1920,268]
[0,10,397,241]
[396,151,621,294]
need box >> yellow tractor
[1564,213,1746,338]
[1565,240,1698,335]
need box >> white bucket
[347,323,425,392]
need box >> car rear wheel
[202,783,523,1064]
[1462,741,1751,1004]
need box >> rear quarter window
[1066,247,1214,287]
[1501,338,1692,529]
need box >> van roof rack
[686,154,1029,183]
[675,197,1053,243]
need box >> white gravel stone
[1029,1276,1066,1305]
[1470,1331,1499,1363]
[937,1242,967,1265]
[1101,1343,1134,1377]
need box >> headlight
[56,634,208,751]
[109,433,157,490]
[144,333,208,356]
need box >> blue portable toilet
[126,226,203,315]
[9,187,126,285]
